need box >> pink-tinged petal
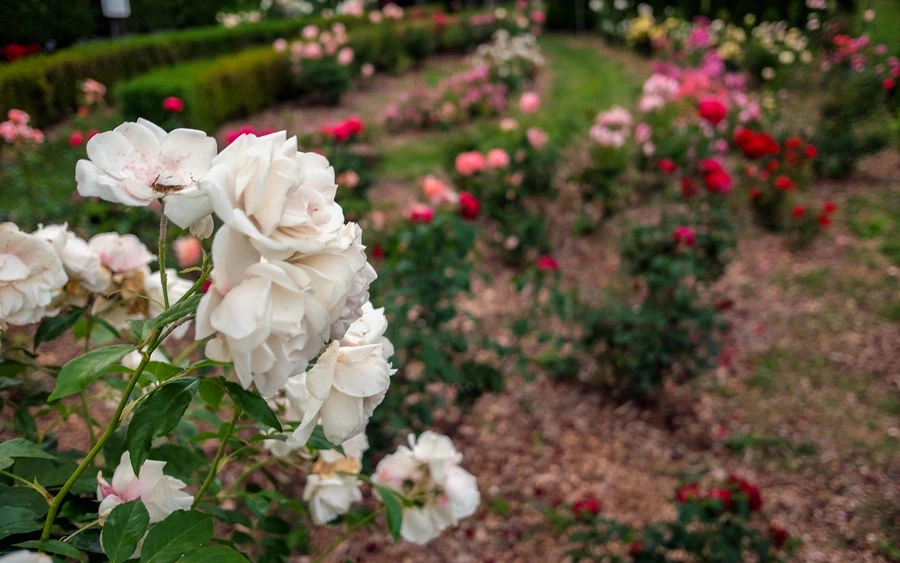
[114,122,162,167]
[157,129,217,188]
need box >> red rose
[750,187,762,200]
[344,115,364,135]
[766,159,779,172]
[458,191,480,220]
[823,201,837,214]
[884,78,896,91]
[698,97,728,125]
[672,226,696,247]
[675,483,701,504]
[784,137,803,149]
[770,525,790,549]
[792,205,805,218]
[629,542,644,555]
[536,255,559,271]
[68,131,84,147]
[818,213,832,227]
[572,497,601,518]
[658,158,678,174]
[707,488,734,510]
[774,175,795,191]
[371,244,384,259]
[680,176,698,199]
[804,145,818,159]
[162,96,184,113]
[704,168,733,193]
[201,280,212,293]
[434,12,448,26]
[735,129,780,160]
[409,204,435,224]
[728,475,763,511]
[2,43,28,62]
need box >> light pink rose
[273,38,288,52]
[519,91,541,114]
[486,148,510,169]
[634,123,652,144]
[526,127,548,150]
[173,235,202,268]
[337,47,355,66]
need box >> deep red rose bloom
[658,158,678,174]
[784,137,803,149]
[344,115,364,135]
[2,43,28,62]
[707,488,734,510]
[804,144,818,159]
[458,191,480,220]
[572,497,601,518]
[775,175,795,191]
[818,213,832,227]
[162,96,184,113]
[673,226,696,247]
[680,176,698,199]
[792,205,805,218]
[537,255,559,271]
[728,475,763,511]
[68,131,84,147]
[698,97,728,125]
[629,542,644,555]
[704,168,733,193]
[675,483,701,504]
[750,187,762,200]
[884,78,896,91]
[409,205,435,224]
[371,244,384,259]
[735,129,780,160]
[766,159,779,173]
[770,525,790,549]
[823,201,837,214]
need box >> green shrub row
[116,13,512,133]
[0,12,381,126]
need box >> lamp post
[101,0,131,38]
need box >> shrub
[0,0,96,48]
[0,13,364,126]
[552,479,797,562]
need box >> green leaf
[181,545,250,563]
[33,308,83,350]
[49,344,136,401]
[127,378,199,473]
[0,438,56,461]
[17,539,84,560]
[140,510,213,563]
[0,360,28,379]
[307,426,345,456]
[0,507,42,540]
[198,379,225,410]
[143,361,182,382]
[377,487,403,542]
[102,500,150,563]
[223,382,280,431]
[144,294,203,333]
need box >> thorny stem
[192,406,242,509]
[41,328,163,540]
[312,508,382,563]
[158,204,170,309]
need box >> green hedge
[116,13,512,133]
[0,0,97,48]
[0,13,373,126]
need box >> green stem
[79,392,96,447]
[0,470,52,502]
[158,206,170,309]
[224,456,275,496]
[312,508,381,563]
[81,310,97,447]
[172,339,204,365]
[192,406,241,509]
[40,328,162,541]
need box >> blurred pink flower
[455,151,486,176]
[173,236,202,268]
[519,91,541,114]
[486,148,510,168]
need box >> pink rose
[173,235,202,268]
[423,175,457,204]
[455,151,486,176]
[519,91,540,114]
[337,47,354,66]
[486,148,510,168]
[162,96,184,113]
[527,127,548,150]
[7,109,29,125]
[634,123,652,143]
[273,38,288,52]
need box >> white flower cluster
[373,432,480,544]
[750,21,812,66]
[471,29,545,84]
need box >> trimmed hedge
[116,13,513,133]
[0,13,375,126]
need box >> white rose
[144,269,194,338]
[76,119,216,213]
[293,339,393,445]
[0,552,52,563]
[410,431,464,482]
[341,302,394,360]
[202,131,344,260]
[0,223,67,325]
[96,451,193,524]
[88,232,155,274]
[35,224,111,296]
[196,227,331,397]
[320,431,369,464]
[302,473,362,524]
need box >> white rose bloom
[144,269,194,339]
[373,432,480,545]
[196,227,331,397]
[0,223,67,325]
[88,232,155,275]
[0,552,52,563]
[302,473,362,524]
[341,302,394,360]
[35,225,110,294]
[293,338,393,446]
[320,431,369,463]
[122,347,168,371]
[202,131,345,260]
[76,119,216,216]
[96,451,193,524]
